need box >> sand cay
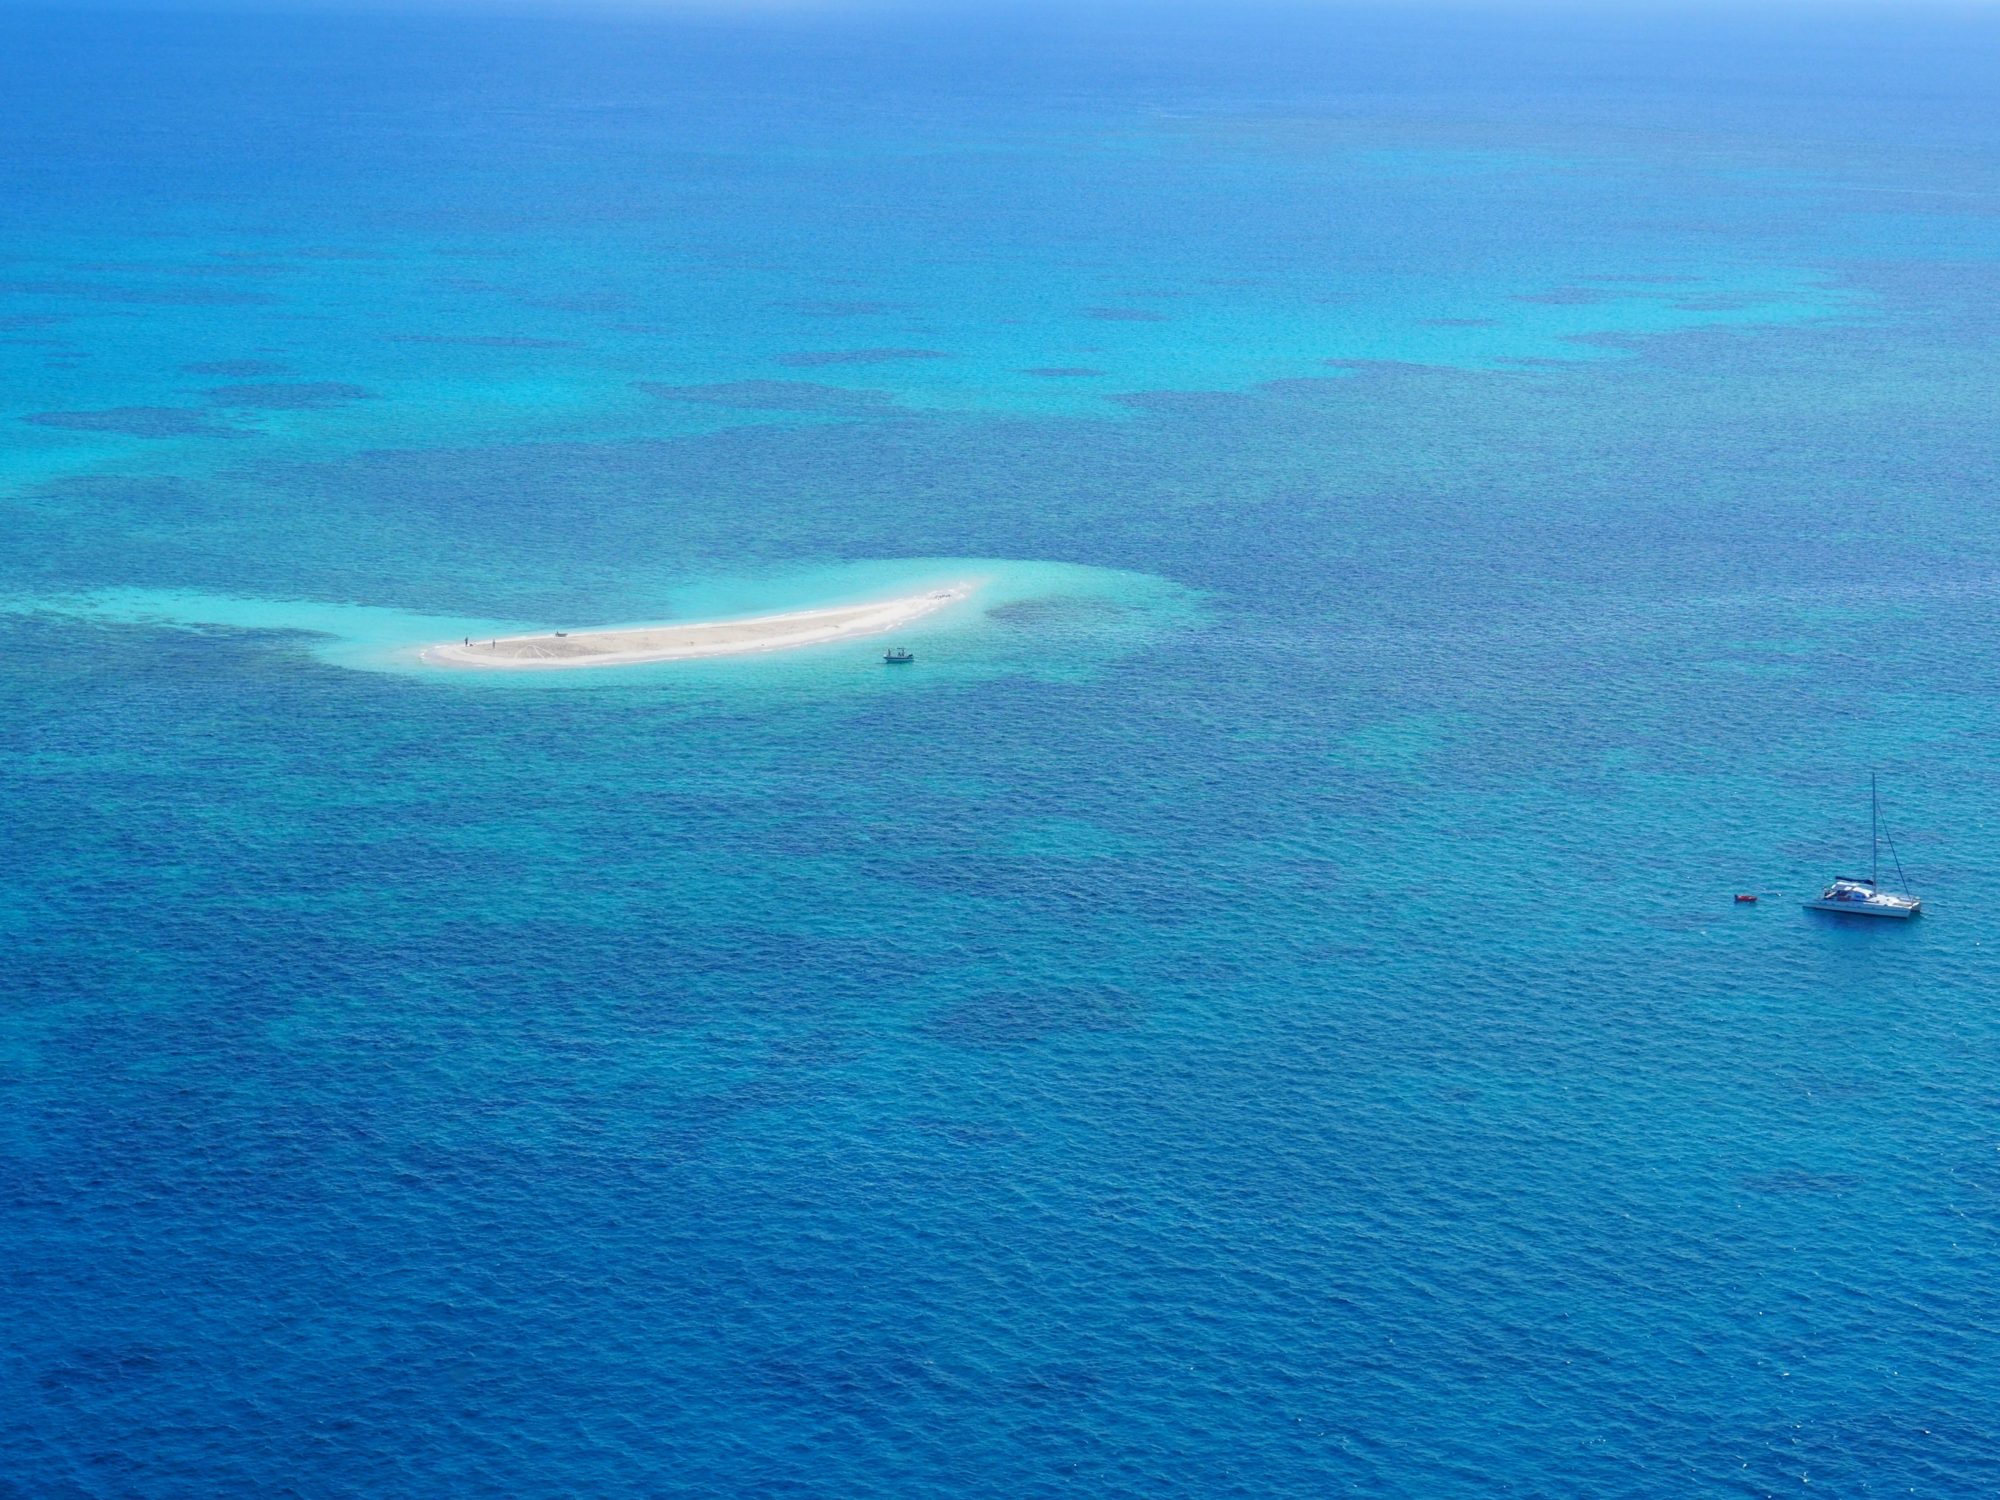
[423,585,970,669]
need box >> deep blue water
[4,4,2000,1495]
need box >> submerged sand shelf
[421,585,969,669]
[0,560,1191,681]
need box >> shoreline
[421,584,970,669]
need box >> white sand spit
[423,585,969,669]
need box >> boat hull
[1802,898,1920,919]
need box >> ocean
[3,3,1999,1494]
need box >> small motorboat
[883,646,915,665]
[1804,776,1921,919]
[1734,894,1758,904]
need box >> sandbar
[423,585,970,669]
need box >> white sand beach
[422,585,969,669]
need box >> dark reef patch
[181,359,291,377]
[776,348,950,367]
[985,595,1126,629]
[1106,390,1233,417]
[23,407,249,438]
[1080,307,1169,322]
[634,380,896,413]
[1022,367,1107,378]
[1560,331,1642,350]
[202,382,373,410]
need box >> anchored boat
[883,646,914,665]
[1805,775,1920,918]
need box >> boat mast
[1871,772,1879,888]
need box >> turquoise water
[5,5,2000,1496]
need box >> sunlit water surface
[3,6,1999,1497]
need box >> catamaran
[1804,775,1920,919]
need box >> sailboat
[1804,775,1921,918]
